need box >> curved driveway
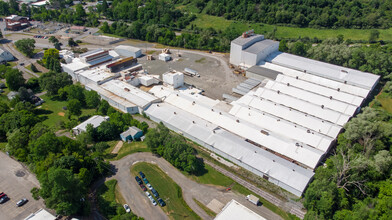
[110,152,282,220]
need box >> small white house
[139,75,156,86]
[162,70,184,89]
[72,115,109,135]
[159,53,171,62]
[0,48,14,63]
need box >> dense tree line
[304,107,392,219]
[184,0,392,29]
[145,123,204,174]
[279,37,392,78]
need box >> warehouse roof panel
[266,52,380,90]
[243,40,279,55]
[247,65,281,80]
[232,34,264,46]
[145,102,314,195]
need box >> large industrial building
[61,38,380,197]
[145,32,380,197]
[214,200,266,220]
[114,45,142,58]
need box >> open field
[189,14,392,41]
[131,162,200,220]
[97,180,128,218]
[108,142,150,160]
[38,95,97,129]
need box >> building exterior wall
[229,43,243,66]
[241,51,258,67]
[245,72,267,82]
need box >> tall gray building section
[230,34,279,67]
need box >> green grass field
[106,141,150,161]
[97,179,128,218]
[131,162,200,220]
[38,94,97,129]
[189,14,392,41]
[25,64,43,76]
[374,93,392,113]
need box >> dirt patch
[58,112,65,116]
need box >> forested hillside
[181,0,392,28]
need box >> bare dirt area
[0,152,45,220]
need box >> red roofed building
[5,15,30,31]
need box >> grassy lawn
[25,64,43,76]
[106,141,150,161]
[0,87,10,103]
[97,179,128,219]
[0,142,7,151]
[38,94,98,129]
[7,62,17,68]
[373,92,392,113]
[131,162,200,220]
[193,198,216,217]
[188,14,392,41]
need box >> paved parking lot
[0,152,45,220]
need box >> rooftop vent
[236,119,240,123]
[287,83,290,86]
[321,105,324,109]
[174,112,176,115]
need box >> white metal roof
[229,104,334,152]
[215,200,266,220]
[73,115,108,132]
[253,87,351,126]
[24,209,55,220]
[266,52,380,90]
[263,80,358,115]
[100,80,160,109]
[232,92,342,138]
[62,58,89,72]
[261,62,371,98]
[114,45,141,53]
[163,92,323,169]
[86,84,137,108]
[274,74,364,106]
[145,102,314,194]
[77,66,118,83]
[232,34,264,47]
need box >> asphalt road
[0,152,45,220]
[110,152,282,220]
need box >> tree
[84,90,100,108]
[0,29,3,39]
[0,101,9,116]
[15,38,36,57]
[18,87,31,102]
[68,38,78,47]
[279,39,288,52]
[30,63,38,72]
[5,68,25,91]
[67,99,82,118]
[39,71,72,96]
[39,167,85,215]
[369,30,380,43]
[48,36,59,44]
[6,129,29,160]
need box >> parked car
[16,198,28,207]
[139,171,145,178]
[123,204,131,213]
[151,188,159,198]
[135,176,142,185]
[0,193,6,199]
[157,198,166,207]
[143,178,149,184]
[146,183,153,190]
[145,191,151,197]
[149,196,157,206]
[0,195,9,204]
[139,184,147,191]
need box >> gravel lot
[0,152,45,220]
[138,51,245,100]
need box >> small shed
[159,53,171,62]
[120,126,143,142]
